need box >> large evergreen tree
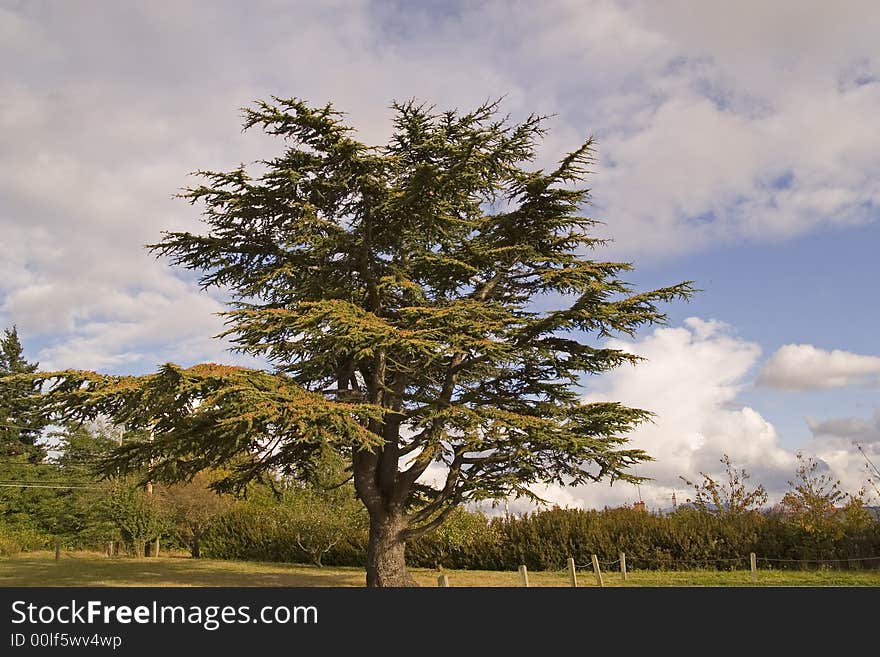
[41,97,694,586]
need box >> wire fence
[435,551,880,587]
[562,552,880,572]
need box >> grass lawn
[2,551,879,587]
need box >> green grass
[2,551,879,587]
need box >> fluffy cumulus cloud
[757,344,880,390]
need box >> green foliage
[202,493,368,566]
[407,506,500,569]
[202,501,880,571]
[0,535,21,557]
[284,488,364,567]
[0,420,126,552]
[40,364,384,495]
[204,451,366,565]
[482,505,770,571]
[0,519,50,555]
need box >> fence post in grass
[438,574,449,587]
[567,557,578,587]
[620,552,627,581]
[519,565,530,587]
[591,554,604,587]
[54,539,61,562]
[750,552,757,582]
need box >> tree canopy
[37,97,695,585]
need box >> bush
[407,507,501,569]
[0,522,50,555]
[200,499,880,571]
[0,535,21,557]
[202,488,368,567]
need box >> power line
[0,479,100,485]
[0,483,103,489]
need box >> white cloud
[2,1,879,391]
[590,7,880,256]
[804,411,880,501]
[558,317,797,509]
[757,344,880,390]
[807,413,880,444]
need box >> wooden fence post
[519,565,530,587]
[591,554,604,587]
[567,557,578,587]
[438,574,449,587]
[750,552,757,582]
[620,552,627,581]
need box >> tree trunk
[191,535,200,559]
[366,511,417,587]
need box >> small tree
[780,453,847,560]
[39,97,694,586]
[680,454,768,516]
[839,489,874,534]
[280,447,365,567]
[157,471,232,558]
[281,488,360,567]
[100,481,165,558]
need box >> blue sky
[2,0,879,509]
[630,220,880,448]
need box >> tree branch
[407,452,465,525]
[404,499,462,540]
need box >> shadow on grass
[0,553,365,587]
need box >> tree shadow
[0,554,364,587]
